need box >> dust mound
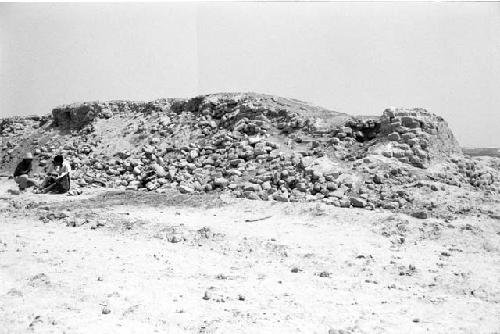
[1,92,499,215]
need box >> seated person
[40,155,71,194]
[13,152,37,191]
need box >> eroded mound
[1,93,499,216]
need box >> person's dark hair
[53,155,64,164]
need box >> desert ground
[1,177,499,334]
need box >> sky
[1,2,499,147]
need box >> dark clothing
[14,160,32,177]
[43,174,71,194]
[14,175,37,190]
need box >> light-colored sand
[0,178,499,334]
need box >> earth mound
[1,92,499,217]
[463,147,500,158]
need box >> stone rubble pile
[374,108,462,168]
[1,116,51,167]
[1,93,499,213]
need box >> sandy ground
[0,178,499,334]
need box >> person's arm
[47,164,56,177]
[56,163,71,180]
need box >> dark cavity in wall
[346,119,381,142]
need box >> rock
[66,218,88,227]
[373,174,384,184]
[350,197,366,208]
[244,191,260,200]
[388,132,400,141]
[202,291,210,300]
[339,198,351,208]
[179,185,194,194]
[230,159,244,167]
[311,170,323,180]
[101,109,113,119]
[318,271,330,277]
[244,183,261,192]
[261,181,272,191]
[336,131,347,139]
[412,211,429,219]
[330,189,345,199]
[168,235,182,243]
[133,166,141,175]
[90,220,106,229]
[295,182,308,192]
[274,191,289,202]
[248,137,261,145]
[407,138,420,146]
[102,307,111,315]
[326,182,338,191]
[189,150,199,159]
[402,132,416,140]
[151,163,167,177]
[383,201,399,210]
[382,151,393,158]
[202,288,221,301]
[213,177,229,188]
[28,273,51,287]
[328,329,350,334]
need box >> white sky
[1,2,499,147]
